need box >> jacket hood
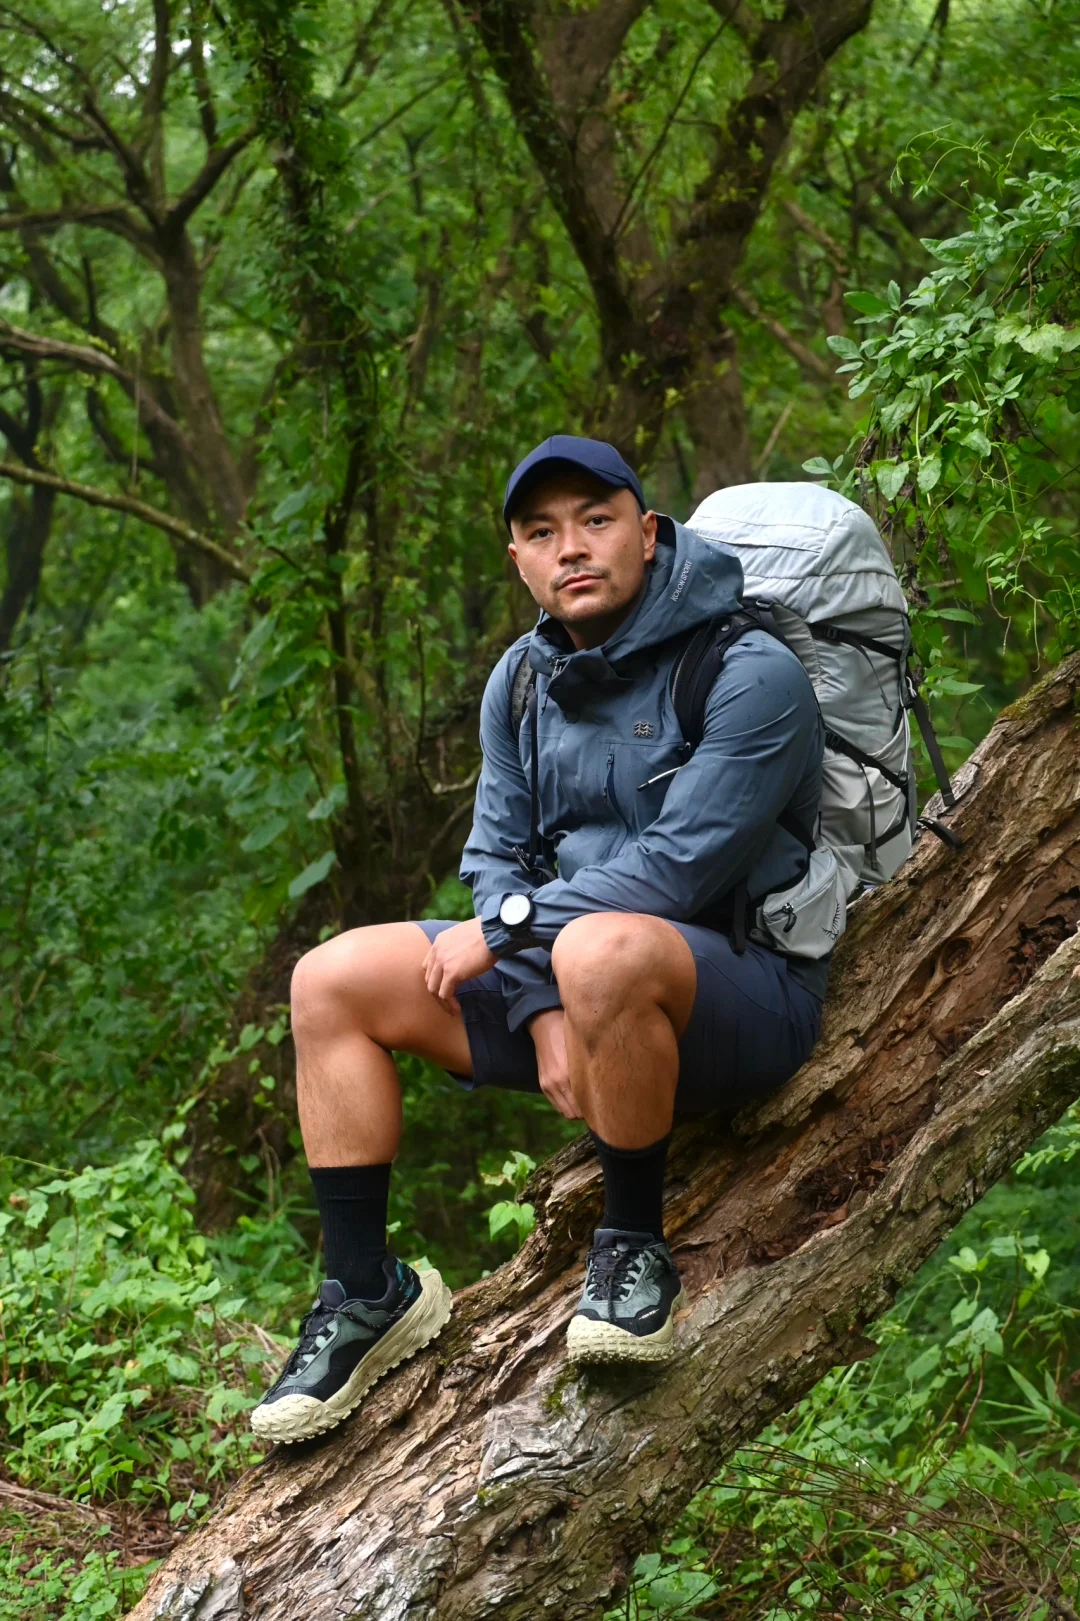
[527,515,743,698]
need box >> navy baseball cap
[503,435,646,526]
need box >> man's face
[507,472,657,650]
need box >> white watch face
[500,892,533,928]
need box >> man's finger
[550,1082,579,1120]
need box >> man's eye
[586,514,610,527]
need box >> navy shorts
[414,919,824,1115]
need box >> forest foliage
[3,0,1080,1615]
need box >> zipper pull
[637,765,682,791]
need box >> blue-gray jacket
[461,515,827,1029]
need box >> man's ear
[642,510,658,563]
[507,539,524,581]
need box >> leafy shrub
[611,1208,1080,1620]
[0,1138,314,1513]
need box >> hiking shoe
[249,1257,452,1445]
[566,1228,685,1364]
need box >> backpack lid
[688,482,909,623]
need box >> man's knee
[551,913,670,1015]
[291,925,393,1042]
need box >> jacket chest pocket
[606,739,686,831]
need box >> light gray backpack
[686,482,955,959]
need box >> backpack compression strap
[809,622,956,812]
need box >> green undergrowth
[610,1147,1080,1621]
[3,1132,1080,1620]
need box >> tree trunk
[131,652,1080,1621]
[0,479,55,652]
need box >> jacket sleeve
[479,635,821,957]
[459,643,564,1031]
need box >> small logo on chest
[632,720,655,738]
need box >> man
[250,436,827,1446]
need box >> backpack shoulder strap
[509,647,536,735]
[671,604,817,868]
[670,602,784,752]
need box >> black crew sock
[309,1163,392,1301]
[590,1131,670,1242]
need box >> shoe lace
[586,1243,645,1304]
[284,1303,337,1375]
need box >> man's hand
[422,916,497,1014]
[528,1008,581,1121]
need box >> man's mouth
[559,574,603,592]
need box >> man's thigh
[298,921,474,1078]
[412,918,823,1111]
[412,920,542,1096]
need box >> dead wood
[130,651,1080,1621]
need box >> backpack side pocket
[751,847,846,960]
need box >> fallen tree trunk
[132,653,1080,1621]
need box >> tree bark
[130,652,1080,1621]
[463,0,871,483]
[0,478,54,652]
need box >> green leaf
[308,784,347,822]
[934,678,983,695]
[1009,1365,1051,1415]
[488,1200,517,1239]
[240,816,289,854]
[961,428,993,458]
[802,457,835,478]
[876,460,909,501]
[271,483,316,523]
[905,1345,942,1382]
[845,291,892,317]
[1017,323,1066,361]
[917,453,941,492]
[288,850,336,899]
[36,1419,79,1443]
[826,335,862,361]
[931,607,979,623]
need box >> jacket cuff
[480,890,534,957]
[505,982,563,1034]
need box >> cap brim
[503,457,635,524]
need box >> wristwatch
[498,892,536,931]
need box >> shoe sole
[565,1288,686,1365]
[250,1269,453,1445]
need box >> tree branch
[165,131,255,235]
[0,202,133,232]
[464,0,639,367]
[0,459,251,581]
[782,196,849,273]
[0,322,191,451]
[702,0,762,48]
[729,283,836,382]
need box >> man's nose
[555,524,590,564]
